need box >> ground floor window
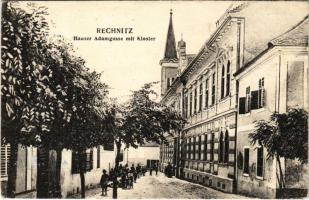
[256,146,264,177]
[243,147,250,175]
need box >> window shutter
[239,97,246,114]
[259,89,266,108]
[251,90,259,110]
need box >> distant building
[159,1,308,196]
[122,142,159,169]
[234,16,309,198]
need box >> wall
[60,146,116,197]
[123,146,160,167]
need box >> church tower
[160,9,179,96]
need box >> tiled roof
[270,15,308,47]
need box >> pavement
[81,172,250,199]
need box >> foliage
[249,108,308,164]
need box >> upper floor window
[189,92,193,116]
[167,78,170,88]
[226,61,231,96]
[221,65,225,99]
[194,88,197,114]
[219,132,224,163]
[199,83,203,112]
[205,79,209,108]
[204,134,208,161]
[211,73,216,105]
[251,78,266,110]
[210,132,215,161]
[224,131,229,163]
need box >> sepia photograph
[1,1,308,199]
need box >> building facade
[159,1,308,196]
[235,16,309,198]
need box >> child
[100,170,109,196]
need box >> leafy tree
[249,108,308,188]
[106,82,185,198]
[1,2,51,197]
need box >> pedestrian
[154,163,158,176]
[136,164,141,178]
[100,170,109,196]
[142,166,146,176]
[166,162,173,178]
[149,165,153,176]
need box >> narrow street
[84,173,249,199]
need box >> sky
[21,1,231,101]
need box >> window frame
[256,145,264,179]
[243,147,250,176]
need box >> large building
[159,1,308,196]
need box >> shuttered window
[239,97,246,114]
[258,78,265,108]
[251,90,259,110]
[219,132,224,163]
[210,133,214,161]
[245,87,251,113]
[1,144,10,178]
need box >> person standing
[100,170,109,196]
[166,162,173,178]
[154,163,158,176]
[149,165,153,176]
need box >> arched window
[226,61,231,96]
[167,78,170,88]
[224,131,229,163]
[219,132,224,163]
[221,65,225,99]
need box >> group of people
[100,163,151,196]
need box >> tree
[1,2,51,197]
[249,108,308,188]
[105,82,185,198]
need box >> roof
[270,15,308,47]
[162,10,178,61]
[234,15,309,77]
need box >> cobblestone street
[83,173,249,199]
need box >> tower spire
[163,9,178,61]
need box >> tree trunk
[7,141,18,198]
[37,146,50,198]
[78,151,86,198]
[276,155,285,188]
[113,142,121,199]
[55,147,63,198]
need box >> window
[97,146,100,168]
[245,87,251,113]
[199,83,203,112]
[183,92,187,117]
[189,92,193,116]
[221,65,225,99]
[86,149,93,171]
[193,137,196,160]
[258,78,265,108]
[226,61,231,96]
[1,144,10,178]
[167,78,170,88]
[251,78,266,110]
[71,151,80,174]
[185,94,189,118]
[198,135,202,160]
[187,138,190,159]
[211,73,216,105]
[205,79,209,108]
[257,146,264,177]
[194,88,197,114]
[219,132,224,163]
[224,131,229,163]
[210,133,214,161]
[204,134,208,161]
[243,148,250,175]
